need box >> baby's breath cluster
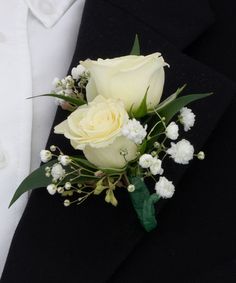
[52,64,89,110]
[40,145,128,207]
[137,107,204,200]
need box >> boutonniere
[10,36,211,232]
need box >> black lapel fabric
[1,1,236,283]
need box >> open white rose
[54,95,137,168]
[80,53,168,112]
[83,136,137,168]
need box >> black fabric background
[1,1,236,283]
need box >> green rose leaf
[146,91,213,148]
[28,93,86,107]
[158,92,213,124]
[130,34,140,55]
[9,160,57,208]
[128,176,160,232]
[150,84,186,113]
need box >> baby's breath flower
[139,154,154,168]
[127,184,135,192]
[47,184,57,195]
[167,139,194,164]
[50,145,56,152]
[65,182,71,190]
[122,118,147,144]
[71,64,86,80]
[57,187,64,194]
[154,142,160,148]
[179,107,195,132]
[166,122,179,140]
[51,164,66,181]
[59,155,71,166]
[64,199,70,207]
[150,158,163,175]
[45,172,51,178]
[155,177,175,198]
[197,151,205,160]
[40,150,52,163]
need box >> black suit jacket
[1,0,236,282]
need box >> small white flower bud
[45,172,51,178]
[50,145,56,152]
[64,199,70,207]
[65,182,71,190]
[59,155,71,166]
[197,151,205,160]
[127,184,135,192]
[47,184,57,195]
[151,151,157,157]
[154,142,160,148]
[40,150,52,163]
[57,187,64,194]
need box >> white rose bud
[80,53,168,112]
[40,150,52,163]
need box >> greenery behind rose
[10,36,211,231]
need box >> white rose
[83,136,137,168]
[80,53,168,112]
[54,95,137,168]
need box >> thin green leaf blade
[158,92,213,124]
[9,160,57,208]
[151,84,187,113]
[130,34,140,55]
[28,93,86,107]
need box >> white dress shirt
[0,0,85,276]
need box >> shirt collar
[24,0,77,28]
